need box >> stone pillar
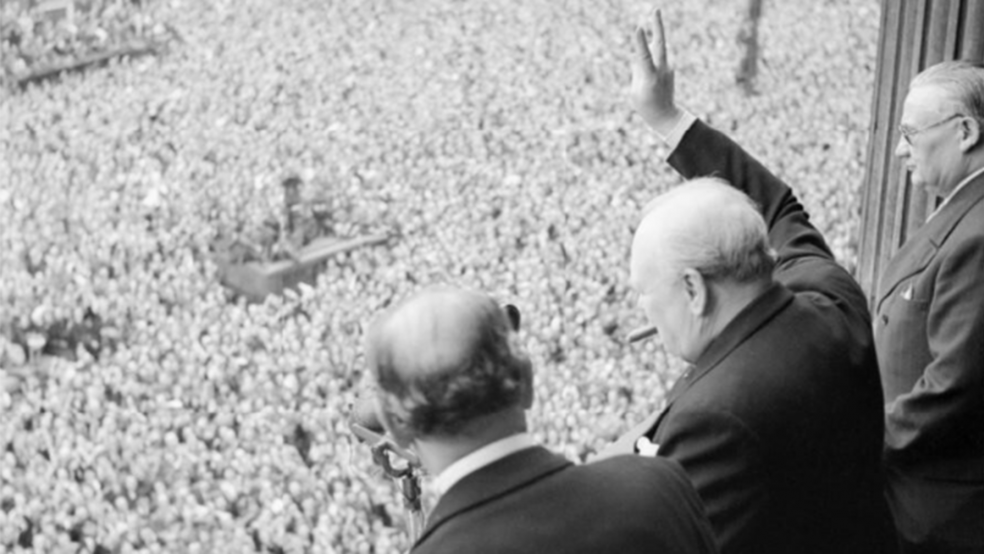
[857,0,984,302]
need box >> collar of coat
[876,171,984,308]
[414,446,569,548]
[660,282,794,417]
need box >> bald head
[367,287,532,438]
[631,178,774,290]
[628,179,776,361]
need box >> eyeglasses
[898,114,964,145]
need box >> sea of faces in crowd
[0,0,879,551]
[1,0,173,82]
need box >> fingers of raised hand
[634,8,671,79]
[634,26,653,64]
[650,8,669,70]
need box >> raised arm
[632,9,864,311]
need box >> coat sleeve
[885,231,984,466]
[666,120,868,317]
[658,408,767,554]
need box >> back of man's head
[367,286,532,440]
[912,60,984,124]
[633,178,775,286]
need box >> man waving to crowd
[600,10,896,554]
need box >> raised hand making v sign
[630,9,680,134]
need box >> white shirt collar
[432,432,536,496]
[929,165,984,220]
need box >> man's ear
[958,116,983,153]
[681,268,709,317]
[504,304,521,331]
[504,304,532,408]
[376,396,416,450]
[518,356,535,409]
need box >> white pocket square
[635,436,660,457]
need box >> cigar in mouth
[627,325,658,343]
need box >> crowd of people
[1,0,173,84]
[1,0,879,552]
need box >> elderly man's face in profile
[631,262,694,361]
[895,85,966,198]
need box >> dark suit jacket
[609,120,896,554]
[875,170,984,547]
[412,446,718,554]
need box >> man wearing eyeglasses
[878,61,984,554]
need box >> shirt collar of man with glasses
[929,164,984,220]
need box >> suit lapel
[414,446,570,548]
[874,234,937,312]
[666,283,793,406]
[638,284,794,442]
[876,174,984,311]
